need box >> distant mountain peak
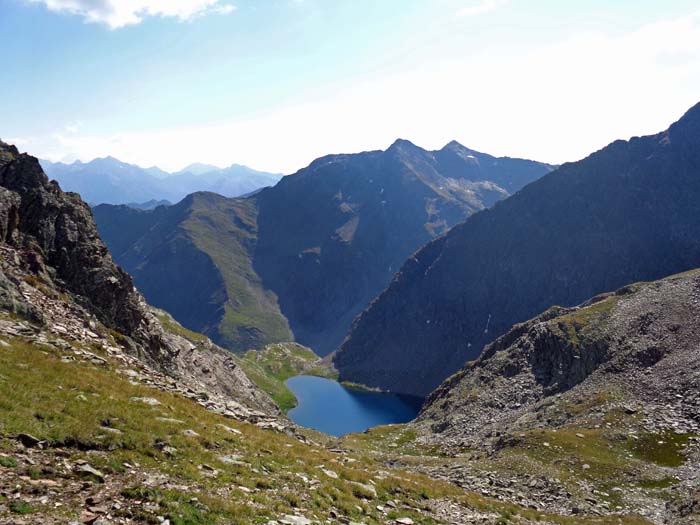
[176,162,221,176]
[668,99,700,142]
[387,138,422,151]
[442,139,467,150]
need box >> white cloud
[16,9,700,174]
[456,0,506,17]
[28,0,236,28]
[212,3,235,15]
[64,121,82,134]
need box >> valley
[4,3,700,524]
[2,66,700,525]
[94,140,553,357]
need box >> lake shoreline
[285,375,422,437]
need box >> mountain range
[333,102,700,397]
[93,140,554,355]
[2,105,700,523]
[40,156,282,205]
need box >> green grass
[156,309,210,344]
[551,295,619,346]
[9,501,34,515]
[637,477,678,489]
[0,335,488,525]
[629,431,692,467]
[239,342,336,412]
[181,196,293,351]
[0,455,17,468]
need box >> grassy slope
[181,194,292,351]
[154,310,334,414]
[155,308,210,344]
[0,328,631,525]
[239,342,337,413]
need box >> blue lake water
[285,375,422,437]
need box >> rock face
[416,269,700,443]
[0,142,145,338]
[334,101,700,397]
[410,270,700,524]
[94,140,553,355]
[0,140,277,415]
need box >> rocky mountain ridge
[417,269,700,444]
[94,140,553,355]
[408,269,700,524]
[334,101,700,397]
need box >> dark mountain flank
[334,102,700,397]
[94,140,553,355]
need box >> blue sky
[1,0,700,172]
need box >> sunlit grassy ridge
[180,193,292,350]
[156,308,210,344]
[0,336,447,523]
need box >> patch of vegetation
[637,477,678,489]
[239,342,336,412]
[9,500,33,515]
[156,309,209,344]
[552,295,619,345]
[0,456,18,468]
[628,431,692,467]
[343,424,448,459]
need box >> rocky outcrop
[402,270,700,524]
[0,142,146,338]
[94,140,553,355]
[416,269,700,443]
[0,140,278,416]
[334,101,700,397]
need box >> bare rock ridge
[417,269,700,443]
[334,101,700,397]
[411,269,700,523]
[0,140,278,417]
[93,140,554,356]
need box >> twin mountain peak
[92,138,555,361]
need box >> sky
[1,0,700,174]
